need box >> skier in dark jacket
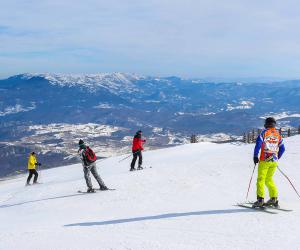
[78,139,108,192]
[130,130,146,171]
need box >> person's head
[135,130,142,138]
[264,117,276,129]
[78,139,86,149]
[31,151,36,156]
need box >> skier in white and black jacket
[78,139,108,192]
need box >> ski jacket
[28,154,37,170]
[132,135,145,151]
[254,128,285,162]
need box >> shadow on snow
[0,193,85,209]
[64,208,256,227]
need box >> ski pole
[246,164,256,201]
[278,166,300,199]
[118,151,140,163]
[38,163,42,183]
[96,158,107,163]
[118,154,132,163]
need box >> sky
[1,0,300,79]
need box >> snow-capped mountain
[0,136,299,249]
[17,73,142,94]
[1,73,300,176]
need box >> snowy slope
[0,137,300,250]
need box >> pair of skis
[236,202,292,214]
[77,188,116,194]
[130,166,152,172]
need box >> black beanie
[78,139,84,145]
[264,117,276,128]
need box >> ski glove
[253,156,259,165]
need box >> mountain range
[1,73,300,176]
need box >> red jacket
[132,137,145,151]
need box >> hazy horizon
[0,72,296,83]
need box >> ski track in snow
[0,137,300,249]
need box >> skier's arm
[278,139,285,159]
[253,134,263,158]
[78,150,85,163]
[139,139,144,150]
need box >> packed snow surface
[1,136,300,250]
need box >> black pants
[27,169,38,184]
[130,150,142,169]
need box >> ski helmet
[264,117,276,128]
[78,139,84,146]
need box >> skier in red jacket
[130,130,146,171]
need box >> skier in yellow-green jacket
[252,117,285,208]
[26,152,41,185]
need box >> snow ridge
[18,73,144,93]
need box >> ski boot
[87,187,96,193]
[100,185,109,191]
[130,167,136,171]
[137,165,143,170]
[252,197,264,208]
[265,197,279,208]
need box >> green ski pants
[256,161,278,198]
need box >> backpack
[262,129,281,161]
[83,146,97,164]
